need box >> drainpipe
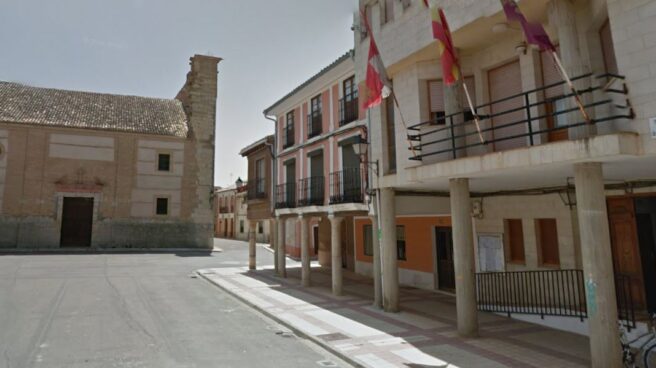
[264,114,278,217]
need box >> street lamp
[352,135,379,177]
[235,177,243,187]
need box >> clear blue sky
[0,0,356,187]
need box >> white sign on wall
[477,234,505,272]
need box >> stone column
[548,0,594,139]
[329,215,344,296]
[277,217,286,278]
[248,221,257,270]
[573,163,621,368]
[370,196,383,309]
[271,218,279,274]
[449,178,478,337]
[379,188,399,312]
[299,214,311,287]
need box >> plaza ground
[0,239,350,368]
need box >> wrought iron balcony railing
[298,176,325,207]
[476,269,636,331]
[275,182,296,209]
[329,168,366,205]
[339,97,359,127]
[307,112,323,139]
[408,73,634,162]
[247,178,267,200]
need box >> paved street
[0,239,349,368]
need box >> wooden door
[607,197,646,309]
[313,226,319,255]
[435,227,455,291]
[488,60,525,151]
[60,197,94,247]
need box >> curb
[197,270,364,368]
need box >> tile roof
[0,81,188,137]
[263,50,354,116]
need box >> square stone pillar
[328,214,344,296]
[299,214,311,287]
[574,162,622,368]
[248,221,257,270]
[449,178,478,337]
[370,196,383,309]
[379,188,399,312]
[277,217,286,278]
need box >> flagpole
[461,82,486,145]
[390,92,418,158]
[550,51,592,124]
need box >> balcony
[218,206,229,213]
[275,182,296,209]
[307,112,322,139]
[408,73,634,163]
[338,97,359,127]
[247,178,267,200]
[298,176,325,207]
[329,168,366,204]
[476,269,636,331]
[282,125,294,149]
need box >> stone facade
[0,54,220,249]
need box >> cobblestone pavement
[199,264,591,368]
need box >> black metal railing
[247,178,267,200]
[298,176,325,206]
[329,168,366,204]
[307,112,323,139]
[275,182,296,209]
[475,269,636,330]
[408,73,634,161]
[339,97,359,126]
[283,125,294,149]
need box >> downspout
[264,114,278,217]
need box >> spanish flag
[427,2,461,86]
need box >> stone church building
[0,54,220,249]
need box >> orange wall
[354,216,452,273]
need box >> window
[309,95,322,137]
[364,224,374,256]
[343,76,357,103]
[428,80,445,125]
[284,111,295,148]
[240,220,244,233]
[397,225,406,260]
[383,0,394,24]
[158,153,171,171]
[258,221,263,234]
[255,159,266,195]
[340,76,359,126]
[156,197,168,215]
[504,219,525,263]
[384,96,397,174]
[535,218,560,267]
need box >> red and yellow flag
[427,2,461,86]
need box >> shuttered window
[504,219,525,263]
[428,80,445,124]
[536,218,560,267]
[599,19,618,75]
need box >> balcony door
[341,144,361,202]
[310,153,324,205]
[488,60,525,151]
[285,161,296,205]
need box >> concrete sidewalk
[198,265,591,368]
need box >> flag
[360,9,392,109]
[501,0,555,51]
[427,2,460,86]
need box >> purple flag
[502,0,555,52]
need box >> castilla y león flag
[426,1,460,86]
[360,9,392,109]
[501,0,555,52]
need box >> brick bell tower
[177,54,222,248]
